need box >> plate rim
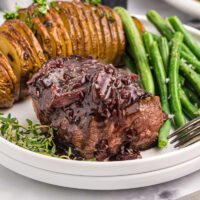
[1,149,200,190]
[164,0,200,18]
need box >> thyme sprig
[0,113,58,156]
[0,113,96,161]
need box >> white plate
[0,15,200,188]
[1,150,200,190]
[164,0,200,18]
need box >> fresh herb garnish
[33,11,38,17]
[50,1,60,12]
[3,3,21,20]
[3,11,19,20]
[0,113,95,161]
[0,113,56,156]
[33,0,49,15]
[25,12,31,27]
[108,16,115,23]
[85,0,102,5]
[37,5,49,15]
[100,12,106,18]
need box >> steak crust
[28,56,166,161]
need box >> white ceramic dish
[164,0,200,18]
[0,15,200,189]
[1,150,200,190]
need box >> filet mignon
[28,55,166,161]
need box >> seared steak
[28,55,166,161]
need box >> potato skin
[86,3,105,62]
[29,5,63,58]
[0,30,31,100]
[76,1,99,58]
[95,5,112,64]
[132,17,146,38]
[18,7,54,59]
[0,51,16,85]
[111,9,126,65]
[0,24,36,97]
[0,64,14,108]
[64,2,84,56]
[4,19,46,69]
[0,51,17,101]
[71,1,92,57]
[49,7,73,57]
[100,5,118,64]
[55,1,78,55]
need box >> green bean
[158,37,169,73]
[165,17,174,31]
[179,75,185,86]
[143,32,154,64]
[147,10,174,40]
[181,51,200,74]
[146,10,197,59]
[179,87,200,119]
[180,61,200,95]
[182,86,200,107]
[150,33,159,41]
[169,32,186,128]
[169,16,200,60]
[181,45,197,59]
[143,32,161,96]
[149,41,171,147]
[123,54,137,74]
[114,7,155,94]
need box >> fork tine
[175,128,200,148]
[170,124,200,144]
[177,134,200,149]
[168,116,200,139]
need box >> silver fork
[168,117,200,148]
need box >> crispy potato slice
[4,19,46,70]
[0,24,36,97]
[0,31,23,100]
[0,51,17,100]
[100,5,118,64]
[29,5,64,58]
[87,3,104,62]
[76,1,98,58]
[0,64,14,108]
[132,16,146,38]
[71,1,92,56]
[18,7,53,59]
[65,2,85,56]
[0,51,17,85]
[49,6,73,57]
[95,5,112,64]
[55,1,78,55]
[2,23,37,73]
[111,9,125,65]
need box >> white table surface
[0,1,199,200]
